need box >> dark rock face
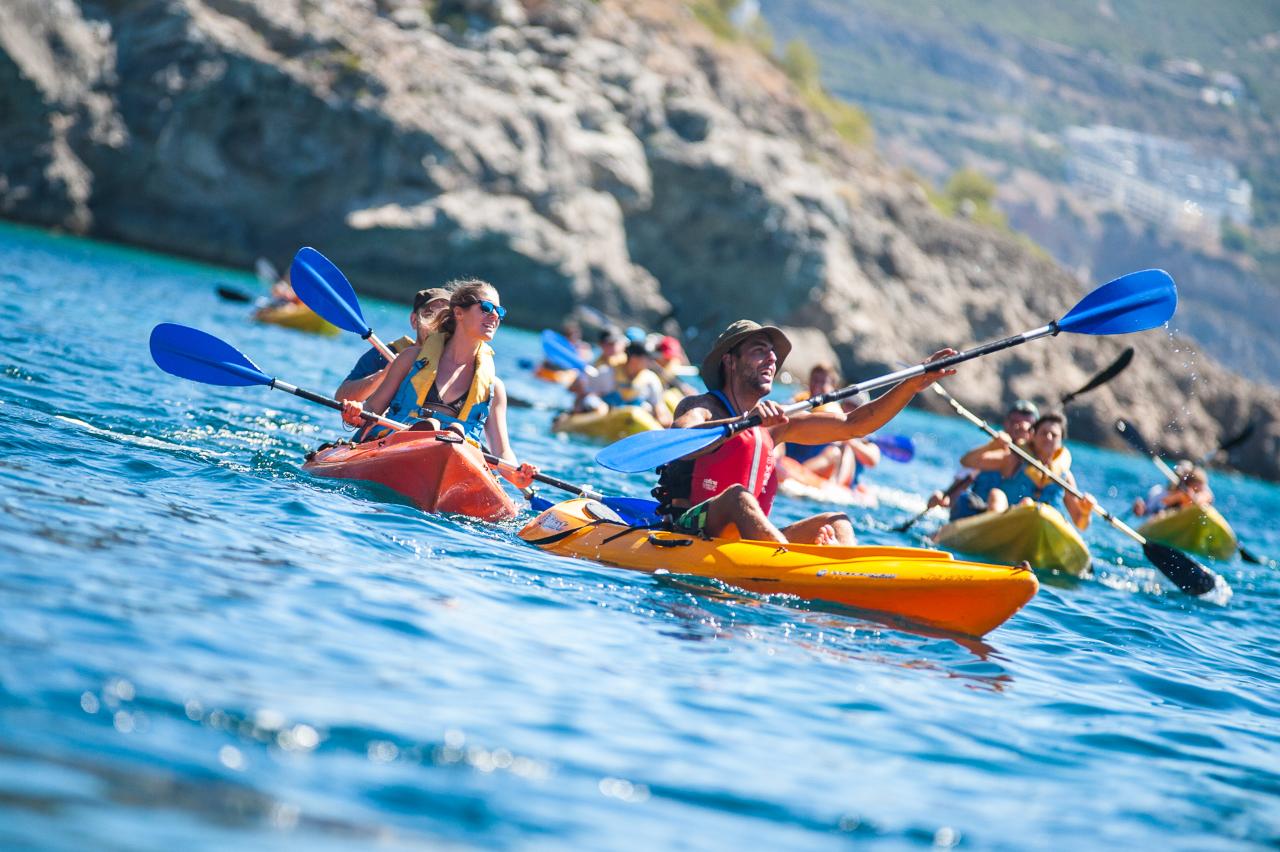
[2,0,1277,478]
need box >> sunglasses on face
[472,299,506,320]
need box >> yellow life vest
[376,333,496,443]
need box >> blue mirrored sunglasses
[475,299,506,320]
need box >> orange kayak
[303,430,518,521]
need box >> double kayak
[253,302,338,335]
[552,407,662,442]
[534,364,578,386]
[1137,503,1237,561]
[934,502,1090,576]
[303,430,518,521]
[519,498,1039,637]
[776,455,878,508]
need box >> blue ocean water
[1,221,1278,849]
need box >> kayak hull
[519,498,1038,637]
[935,503,1091,576]
[1137,504,1237,561]
[776,455,878,508]
[303,430,518,521]
[253,302,338,335]
[553,407,662,442]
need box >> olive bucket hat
[699,320,792,391]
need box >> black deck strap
[600,523,660,545]
[304,439,353,462]
[646,534,693,548]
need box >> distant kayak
[776,455,878,508]
[1137,504,1237,561]
[303,429,517,521]
[552,407,662,442]
[534,364,578,386]
[253,301,338,335]
[519,498,1038,637]
[935,502,1090,576]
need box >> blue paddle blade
[596,425,726,473]
[149,323,272,387]
[541,329,587,371]
[604,496,662,525]
[1057,269,1176,335]
[290,247,371,336]
[870,434,915,463]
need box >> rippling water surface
[2,222,1278,849]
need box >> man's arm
[774,349,957,446]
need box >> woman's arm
[362,347,418,415]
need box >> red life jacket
[687,391,778,514]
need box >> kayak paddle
[149,323,655,520]
[290,247,395,361]
[541,329,588,372]
[934,385,1221,596]
[895,344,1135,535]
[1201,421,1255,465]
[597,268,1178,473]
[1115,419,1263,565]
[215,285,255,304]
[1060,346,1134,405]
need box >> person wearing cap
[570,327,629,413]
[1133,461,1214,517]
[652,320,956,545]
[654,335,697,397]
[570,340,672,426]
[336,286,451,403]
[930,398,1048,517]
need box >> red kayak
[303,430,518,521]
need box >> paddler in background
[654,335,697,398]
[930,399,1042,516]
[946,411,1096,530]
[652,320,956,545]
[569,340,674,426]
[340,280,537,489]
[1133,461,1215,517]
[335,287,451,403]
[776,367,881,491]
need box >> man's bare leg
[781,512,856,545]
[703,484,786,543]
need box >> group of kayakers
[329,276,1218,557]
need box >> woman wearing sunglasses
[341,279,536,489]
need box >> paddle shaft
[365,333,395,363]
[722,324,1059,438]
[933,386,1149,545]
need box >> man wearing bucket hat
[336,286,453,403]
[652,320,957,545]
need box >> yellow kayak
[552,407,662,442]
[1137,504,1237,561]
[934,503,1091,576]
[519,498,1038,637]
[253,302,338,335]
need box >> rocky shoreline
[2,0,1277,478]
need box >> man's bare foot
[815,524,837,546]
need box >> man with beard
[653,321,956,545]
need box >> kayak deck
[519,498,1038,637]
[303,430,517,521]
[1137,503,1237,561]
[934,502,1091,576]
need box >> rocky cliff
[2,0,1278,479]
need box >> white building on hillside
[1064,125,1252,236]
